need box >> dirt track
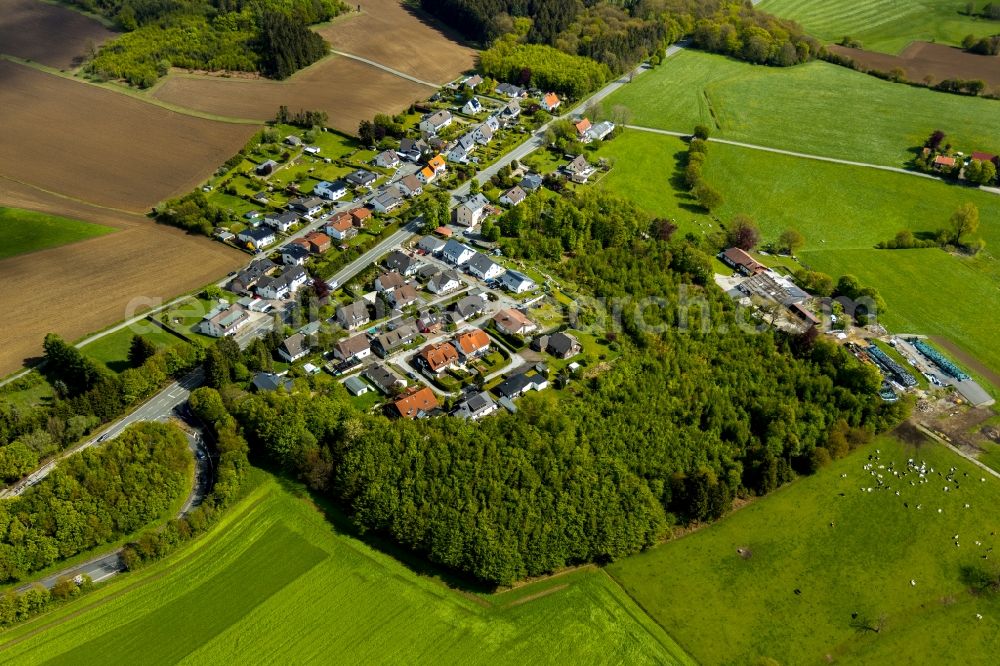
[0,178,245,376]
[0,60,256,212]
[317,0,477,84]
[0,0,115,69]
[829,42,1000,94]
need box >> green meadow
[608,435,1000,664]
[0,474,693,665]
[80,325,192,373]
[0,207,115,260]
[604,49,1000,166]
[759,0,999,53]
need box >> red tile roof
[455,328,491,355]
[394,386,439,418]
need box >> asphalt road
[327,219,422,289]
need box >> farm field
[0,178,243,377]
[0,474,694,665]
[603,49,1000,166]
[0,60,255,212]
[152,55,432,135]
[80,324,190,373]
[0,206,115,259]
[0,0,116,69]
[758,0,998,54]
[608,434,1000,664]
[829,41,1000,93]
[316,0,477,84]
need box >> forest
[0,422,190,583]
[197,189,905,586]
[77,0,345,86]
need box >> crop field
[604,49,1000,166]
[829,41,1000,93]
[80,324,190,373]
[0,475,694,664]
[0,60,255,212]
[0,178,243,378]
[0,206,115,259]
[608,434,1000,664]
[0,0,116,69]
[151,56,432,135]
[758,0,998,54]
[316,0,477,84]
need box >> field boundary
[331,50,440,88]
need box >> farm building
[720,248,767,276]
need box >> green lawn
[80,324,191,373]
[759,0,999,53]
[0,207,115,260]
[605,49,1000,166]
[607,435,1000,664]
[0,475,693,665]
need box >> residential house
[493,308,537,336]
[428,154,447,174]
[373,323,418,357]
[336,300,370,330]
[462,97,482,115]
[442,239,476,265]
[278,333,309,363]
[428,269,462,295]
[375,271,405,293]
[417,165,438,185]
[343,376,369,396]
[418,235,446,255]
[419,110,453,135]
[564,155,595,183]
[255,160,278,176]
[393,386,439,419]
[304,231,331,254]
[375,150,400,169]
[933,155,957,171]
[256,266,308,300]
[453,391,498,420]
[495,372,548,399]
[199,304,249,338]
[372,188,404,214]
[463,74,483,89]
[398,174,423,198]
[448,133,477,163]
[313,180,347,200]
[252,372,295,392]
[365,363,405,394]
[575,118,592,140]
[519,173,543,191]
[466,253,504,281]
[251,191,269,204]
[346,169,378,188]
[452,294,486,321]
[541,92,561,112]
[350,207,372,227]
[500,99,521,121]
[588,121,615,141]
[418,342,460,374]
[546,332,581,359]
[264,212,299,233]
[389,284,419,309]
[496,83,526,98]
[417,310,443,334]
[456,194,490,227]
[284,135,301,146]
[454,328,491,359]
[281,244,310,266]
[333,332,372,362]
[398,137,429,162]
[303,145,321,155]
[228,258,277,294]
[720,247,767,276]
[499,186,526,207]
[473,123,494,145]
[288,196,325,217]
[416,264,439,281]
[326,213,357,241]
[501,270,535,294]
[384,250,419,276]
[236,228,275,251]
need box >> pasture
[0,60,255,212]
[758,0,998,54]
[80,324,190,373]
[0,207,115,259]
[608,435,1000,664]
[0,475,694,665]
[604,49,1000,166]
[0,0,115,69]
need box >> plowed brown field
[830,42,1000,94]
[0,0,116,69]
[0,178,244,376]
[317,0,476,84]
[0,60,256,212]
[152,56,431,134]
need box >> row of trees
[878,203,986,254]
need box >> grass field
[604,50,1000,166]
[0,473,693,664]
[608,435,1000,664]
[0,207,115,259]
[759,0,999,54]
[80,324,190,373]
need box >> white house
[418,235,446,254]
[256,266,308,300]
[264,212,299,233]
[333,333,372,362]
[325,214,356,241]
[313,180,347,200]
[199,304,249,338]
[427,269,462,294]
[375,271,405,293]
[463,74,483,89]
[466,253,505,281]
[541,92,561,112]
[278,333,309,363]
[419,110,453,135]
[237,227,275,250]
[473,123,494,145]
[588,121,615,141]
[456,194,490,227]
[442,239,476,265]
[500,186,526,207]
[398,174,423,198]
[372,188,404,214]
[281,244,310,266]
[375,150,400,169]
[288,196,325,218]
[462,97,482,115]
[501,269,535,293]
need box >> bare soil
[316,0,477,84]
[0,0,116,69]
[152,56,431,134]
[0,60,255,212]
[829,42,1000,94]
[0,177,244,376]
[930,335,1000,391]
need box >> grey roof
[520,173,543,190]
[416,264,440,280]
[281,333,308,358]
[495,372,545,399]
[344,376,369,395]
[496,83,524,97]
[346,169,377,186]
[364,363,401,393]
[547,332,579,357]
[424,110,452,129]
[418,235,446,253]
[373,189,403,209]
[454,391,496,419]
[462,193,490,212]
[240,228,274,242]
[337,300,369,325]
[467,252,499,276]
[375,323,418,353]
[384,250,417,274]
[453,294,485,319]
[252,372,294,392]
[443,239,474,262]
[283,245,310,261]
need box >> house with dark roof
[228,258,277,294]
[495,372,548,399]
[456,194,491,227]
[563,155,595,183]
[466,253,505,281]
[281,244,310,266]
[452,294,486,321]
[375,150,400,169]
[373,188,404,214]
[443,239,476,265]
[264,211,299,233]
[237,227,276,251]
[384,250,419,276]
[336,300,370,330]
[279,333,309,362]
[496,83,525,98]
[252,372,295,392]
[333,332,371,361]
[313,180,347,200]
[288,196,325,217]
[373,323,419,357]
[256,159,279,176]
[365,363,405,394]
[519,173,543,191]
[546,332,581,359]
[453,391,498,420]
[501,270,535,294]
[428,269,462,295]
[200,304,249,338]
[346,169,378,188]
[418,235,446,255]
